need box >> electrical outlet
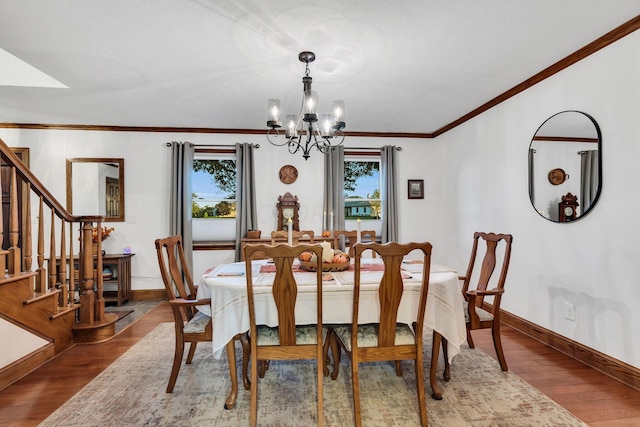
[564,303,576,321]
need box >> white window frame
[344,154,382,236]
[192,150,237,242]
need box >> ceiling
[1,1,640,135]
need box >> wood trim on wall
[432,14,640,137]
[1,15,638,140]
[130,289,166,301]
[485,303,640,392]
[0,123,434,139]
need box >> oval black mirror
[529,111,601,222]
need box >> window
[344,156,382,235]
[192,150,236,241]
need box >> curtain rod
[345,146,402,151]
[165,143,260,148]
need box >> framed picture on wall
[408,179,424,199]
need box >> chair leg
[442,338,450,382]
[351,360,362,427]
[249,351,259,427]
[258,360,267,378]
[166,339,184,393]
[414,355,429,427]
[317,345,324,427]
[395,361,403,376]
[186,341,197,364]
[329,332,341,380]
[466,327,475,348]
[323,329,332,377]
[238,332,251,390]
[492,324,508,371]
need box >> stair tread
[24,289,62,305]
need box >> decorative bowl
[299,260,350,272]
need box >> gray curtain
[381,145,398,243]
[170,141,194,268]
[323,146,345,233]
[580,150,599,214]
[235,143,257,261]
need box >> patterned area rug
[105,300,164,334]
[39,323,587,427]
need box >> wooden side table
[52,253,135,307]
[102,253,134,306]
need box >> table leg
[239,332,251,390]
[430,330,443,400]
[442,337,451,382]
[224,339,238,410]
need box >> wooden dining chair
[155,235,249,397]
[244,243,326,426]
[327,241,432,427]
[442,232,513,379]
[270,229,315,245]
[332,229,376,257]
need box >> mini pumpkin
[299,251,313,262]
[333,253,349,264]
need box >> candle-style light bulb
[267,99,281,128]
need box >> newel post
[78,221,95,323]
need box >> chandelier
[266,51,346,160]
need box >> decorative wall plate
[548,168,568,185]
[279,164,298,184]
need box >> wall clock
[276,192,300,231]
[558,192,579,222]
[279,165,298,184]
[548,168,568,185]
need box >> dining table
[197,257,467,408]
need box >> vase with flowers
[91,226,115,255]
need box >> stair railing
[0,137,114,342]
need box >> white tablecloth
[197,259,467,361]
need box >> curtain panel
[235,143,258,261]
[170,141,194,269]
[580,150,599,214]
[323,146,345,233]
[381,145,398,243]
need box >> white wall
[432,30,640,368]
[1,29,638,368]
[0,130,436,292]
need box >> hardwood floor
[1,302,639,426]
[472,327,640,426]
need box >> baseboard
[490,304,640,392]
[0,343,55,391]
[130,289,166,301]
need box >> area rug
[111,309,134,321]
[106,300,165,334]
[39,323,587,427]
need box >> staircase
[0,137,115,390]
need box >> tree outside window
[192,154,237,242]
[344,160,381,220]
[192,159,236,219]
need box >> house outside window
[192,150,236,241]
[344,156,381,236]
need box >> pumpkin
[333,253,348,264]
[299,251,313,262]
